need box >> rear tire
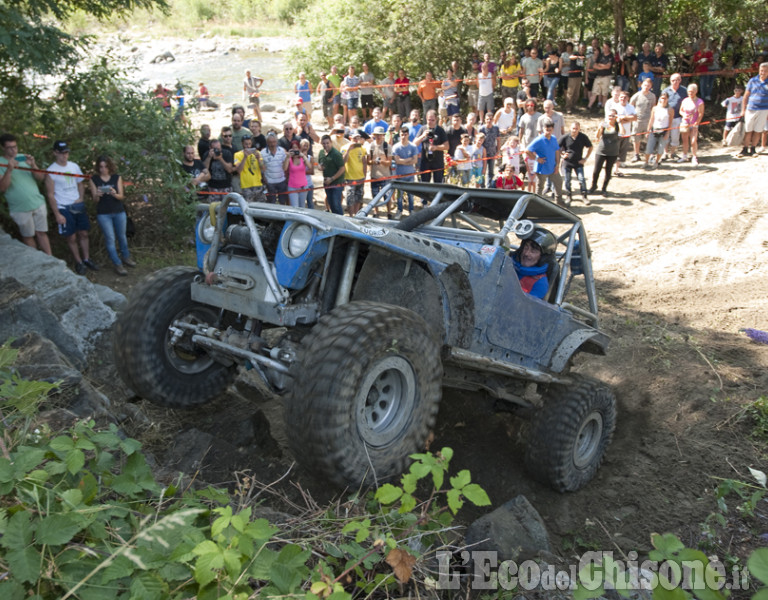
[285,301,442,488]
[525,374,616,492]
[113,266,236,407]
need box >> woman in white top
[644,92,674,169]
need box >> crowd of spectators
[2,40,766,275]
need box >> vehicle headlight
[197,213,215,244]
[283,223,313,258]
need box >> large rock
[9,332,112,418]
[464,495,551,562]
[0,230,120,359]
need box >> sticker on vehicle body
[480,245,497,255]
[359,226,388,238]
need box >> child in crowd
[471,133,486,187]
[637,62,654,88]
[501,135,523,175]
[721,85,744,145]
[454,133,474,186]
[495,163,524,189]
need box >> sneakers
[675,154,688,163]
[631,154,641,163]
[583,193,590,206]
[394,210,402,219]
[649,156,656,166]
[691,156,699,166]
[122,257,137,268]
[758,147,767,155]
[114,264,128,276]
[75,262,87,275]
[736,147,750,158]
[82,258,99,271]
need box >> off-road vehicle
[113,181,615,492]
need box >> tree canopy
[0,0,168,83]
[289,0,768,79]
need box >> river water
[132,45,292,108]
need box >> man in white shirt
[477,61,497,123]
[45,140,97,274]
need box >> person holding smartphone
[89,155,134,276]
[0,133,51,254]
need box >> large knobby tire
[285,301,442,488]
[112,266,236,407]
[525,374,616,492]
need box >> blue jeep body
[116,181,614,492]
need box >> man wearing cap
[363,107,389,137]
[262,132,289,204]
[368,126,392,213]
[343,130,367,216]
[45,141,97,274]
[234,134,265,202]
[318,135,346,215]
[526,119,565,205]
[0,133,51,255]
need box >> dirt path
[88,127,768,559]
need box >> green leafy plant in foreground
[0,343,491,599]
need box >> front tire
[525,374,616,492]
[113,266,236,407]
[286,301,442,488]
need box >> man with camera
[0,133,51,254]
[203,137,234,194]
[414,109,449,182]
[234,133,265,202]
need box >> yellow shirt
[234,150,262,188]
[344,144,366,181]
[499,63,520,88]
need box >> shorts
[592,76,612,96]
[345,179,364,205]
[361,95,375,109]
[501,86,518,99]
[528,82,540,98]
[646,131,668,155]
[468,88,479,108]
[446,102,460,117]
[57,203,90,237]
[382,96,395,111]
[478,94,495,114]
[249,94,260,107]
[11,203,48,237]
[346,97,359,110]
[669,117,682,147]
[332,95,341,106]
[242,186,265,202]
[632,118,650,139]
[745,108,768,133]
[322,101,333,118]
[724,120,739,131]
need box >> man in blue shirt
[737,62,768,157]
[526,118,564,205]
[392,126,419,216]
[661,73,686,160]
[363,107,389,136]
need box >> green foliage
[290,0,768,81]
[0,57,197,239]
[1,348,491,599]
[747,396,768,440]
[0,0,168,83]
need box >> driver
[512,227,556,299]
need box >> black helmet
[525,227,556,255]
